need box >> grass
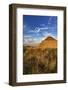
[23,46,57,75]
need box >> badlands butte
[23,36,57,74]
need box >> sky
[23,15,57,46]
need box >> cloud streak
[23,15,57,46]
[29,27,49,33]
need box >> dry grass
[23,47,57,74]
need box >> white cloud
[35,27,40,32]
[29,27,49,33]
[24,35,32,38]
[42,32,57,40]
[40,27,48,30]
[23,25,26,29]
[42,31,49,36]
[24,38,33,45]
[48,17,52,25]
[29,27,40,33]
[23,35,42,46]
[40,24,45,26]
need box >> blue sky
[23,15,57,46]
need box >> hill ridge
[37,36,57,49]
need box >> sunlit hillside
[23,36,57,74]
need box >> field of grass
[23,46,57,75]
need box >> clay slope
[38,36,57,49]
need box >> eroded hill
[23,36,57,74]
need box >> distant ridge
[45,36,57,41]
[38,36,57,49]
[24,35,57,49]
